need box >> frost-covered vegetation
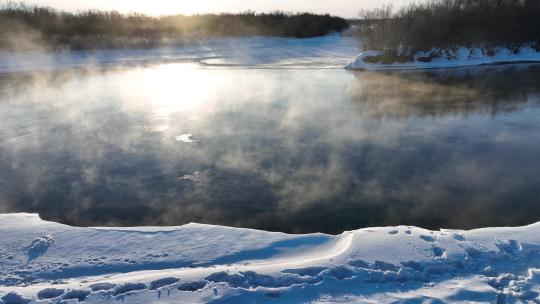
[355,0,540,62]
[0,2,349,50]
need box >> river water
[1,63,539,233]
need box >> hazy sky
[24,0,414,18]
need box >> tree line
[355,0,540,59]
[0,2,349,50]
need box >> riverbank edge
[345,45,540,70]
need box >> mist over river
[1,63,540,234]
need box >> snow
[0,213,539,303]
[3,36,540,73]
[0,35,358,74]
[346,46,540,70]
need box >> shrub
[355,0,540,54]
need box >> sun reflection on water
[145,64,216,115]
[117,63,224,134]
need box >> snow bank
[346,46,540,70]
[0,213,539,303]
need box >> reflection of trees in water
[0,67,134,98]
[2,65,540,234]
[348,64,540,118]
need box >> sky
[23,0,414,18]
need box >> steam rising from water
[1,64,540,233]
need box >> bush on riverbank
[0,2,349,50]
[355,0,540,59]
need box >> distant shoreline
[0,3,349,51]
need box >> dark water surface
[1,63,540,234]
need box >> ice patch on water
[175,134,196,143]
[179,170,209,184]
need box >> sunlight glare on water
[1,63,540,233]
[135,64,218,120]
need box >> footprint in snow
[347,260,369,269]
[371,261,399,272]
[283,267,328,276]
[177,280,208,291]
[112,283,147,296]
[401,261,424,272]
[1,292,31,304]
[37,288,64,300]
[433,247,447,257]
[26,234,54,262]
[62,290,90,302]
[420,235,435,242]
[150,277,180,290]
[496,239,522,255]
[452,234,466,241]
[89,282,117,291]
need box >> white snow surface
[0,213,539,303]
[0,35,358,73]
[3,36,540,73]
[346,46,540,70]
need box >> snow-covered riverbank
[0,35,358,74]
[346,46,540,70]
[4,36,540,73]
[1,213,539,303]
